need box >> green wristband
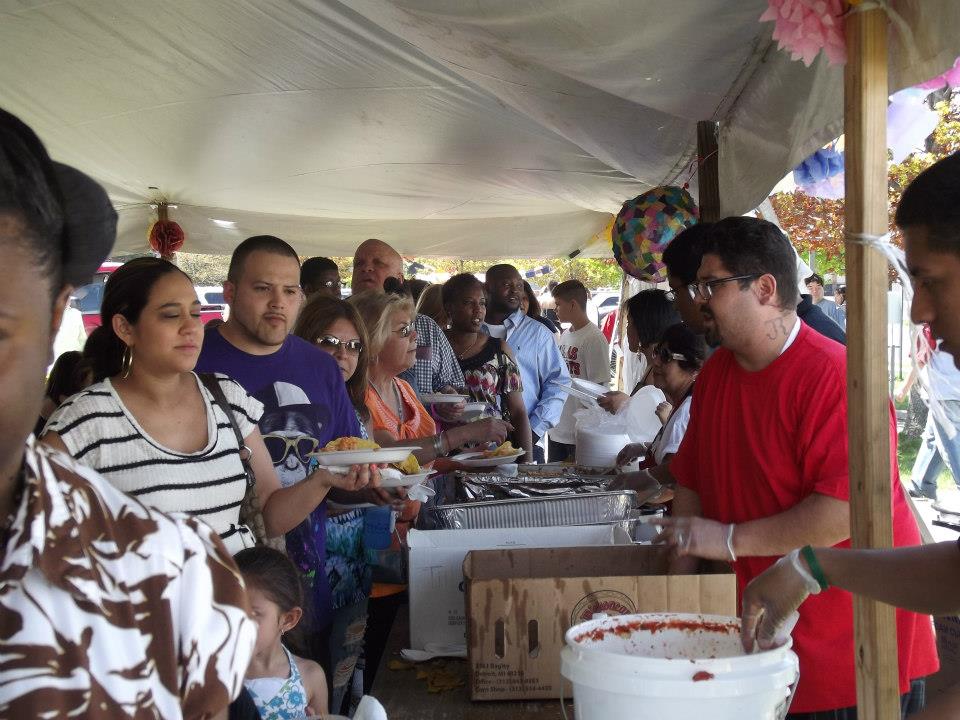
[801,545,829,591]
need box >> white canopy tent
[0,0,957,258]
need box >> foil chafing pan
[429,489,638,530]
[455,471,615,502]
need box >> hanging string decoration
[611,186,699,283]
[147,202,184,260]
[759,0,851,67]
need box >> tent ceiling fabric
[0,0,957,258]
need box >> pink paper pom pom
[760,0,847,67]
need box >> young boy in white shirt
[548,280,611,461]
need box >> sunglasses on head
[316,335,363,354]
[653,343,687,365]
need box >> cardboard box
[928,615,960,697]
[463,544,736,701]
[407,526,628,651]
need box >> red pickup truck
[73,261,227,334]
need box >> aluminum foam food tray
[430,490,638,530]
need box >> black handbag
[199,373,272,550]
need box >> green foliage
[176,253,231,286]
[173,253,623,291]
[772,91,960,276]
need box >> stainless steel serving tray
[430,489,638,530]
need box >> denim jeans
[327,598,369,715]
[910,400,960,499]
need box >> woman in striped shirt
[42,257,373,555]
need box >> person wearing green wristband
[742,152,960,720]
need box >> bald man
[351,239,465,396]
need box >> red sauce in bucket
[573,617,739,644]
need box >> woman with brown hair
[292,295,382,714]
[294,295,372,434]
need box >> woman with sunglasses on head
[42,257,369,556]
[598,289,681,415]
[614,323,706,496]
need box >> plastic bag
[572,385,665,468]
[618,385,666,443]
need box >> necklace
[451,331,484,360]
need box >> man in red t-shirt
[660,216,937,718]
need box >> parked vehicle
[592,289,620,320]
[71,261,123,334]
[72,263,227,334]
[195,285,229,324]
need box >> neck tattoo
[763,313,792,341]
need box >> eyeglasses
[262,434,319,464]
[319,280,339,289]
[393,322,414,338]
[653,343,687,365]
[687,274,758,301]
[316,335,362,354]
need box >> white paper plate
[559,385,599,404]
[572,378,609,398]
[419,393,469,404]
[461,402,492,421]
[379,470,432,489]
[310,447,419,466]
[452,450,525,468]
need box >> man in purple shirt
[196,235,376,672]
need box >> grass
[894,387,957,490]
[897,433,957,490]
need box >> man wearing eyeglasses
[301,256,342,300]
[655,217,935,718]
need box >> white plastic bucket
[560,613,799,720]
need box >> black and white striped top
[45,373,264,548]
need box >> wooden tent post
[844,7,899,719]
[696,121,721,222]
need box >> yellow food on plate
[323,437,379,452]
[323,436,419,474]
[393,453,421,475]
[481,441,518,459]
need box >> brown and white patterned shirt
[0,438,256,719]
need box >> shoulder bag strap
[199,373,255,490]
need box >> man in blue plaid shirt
[351,239,465,398]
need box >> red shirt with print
[671,323,937,713]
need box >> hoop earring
[121,345,133,379]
